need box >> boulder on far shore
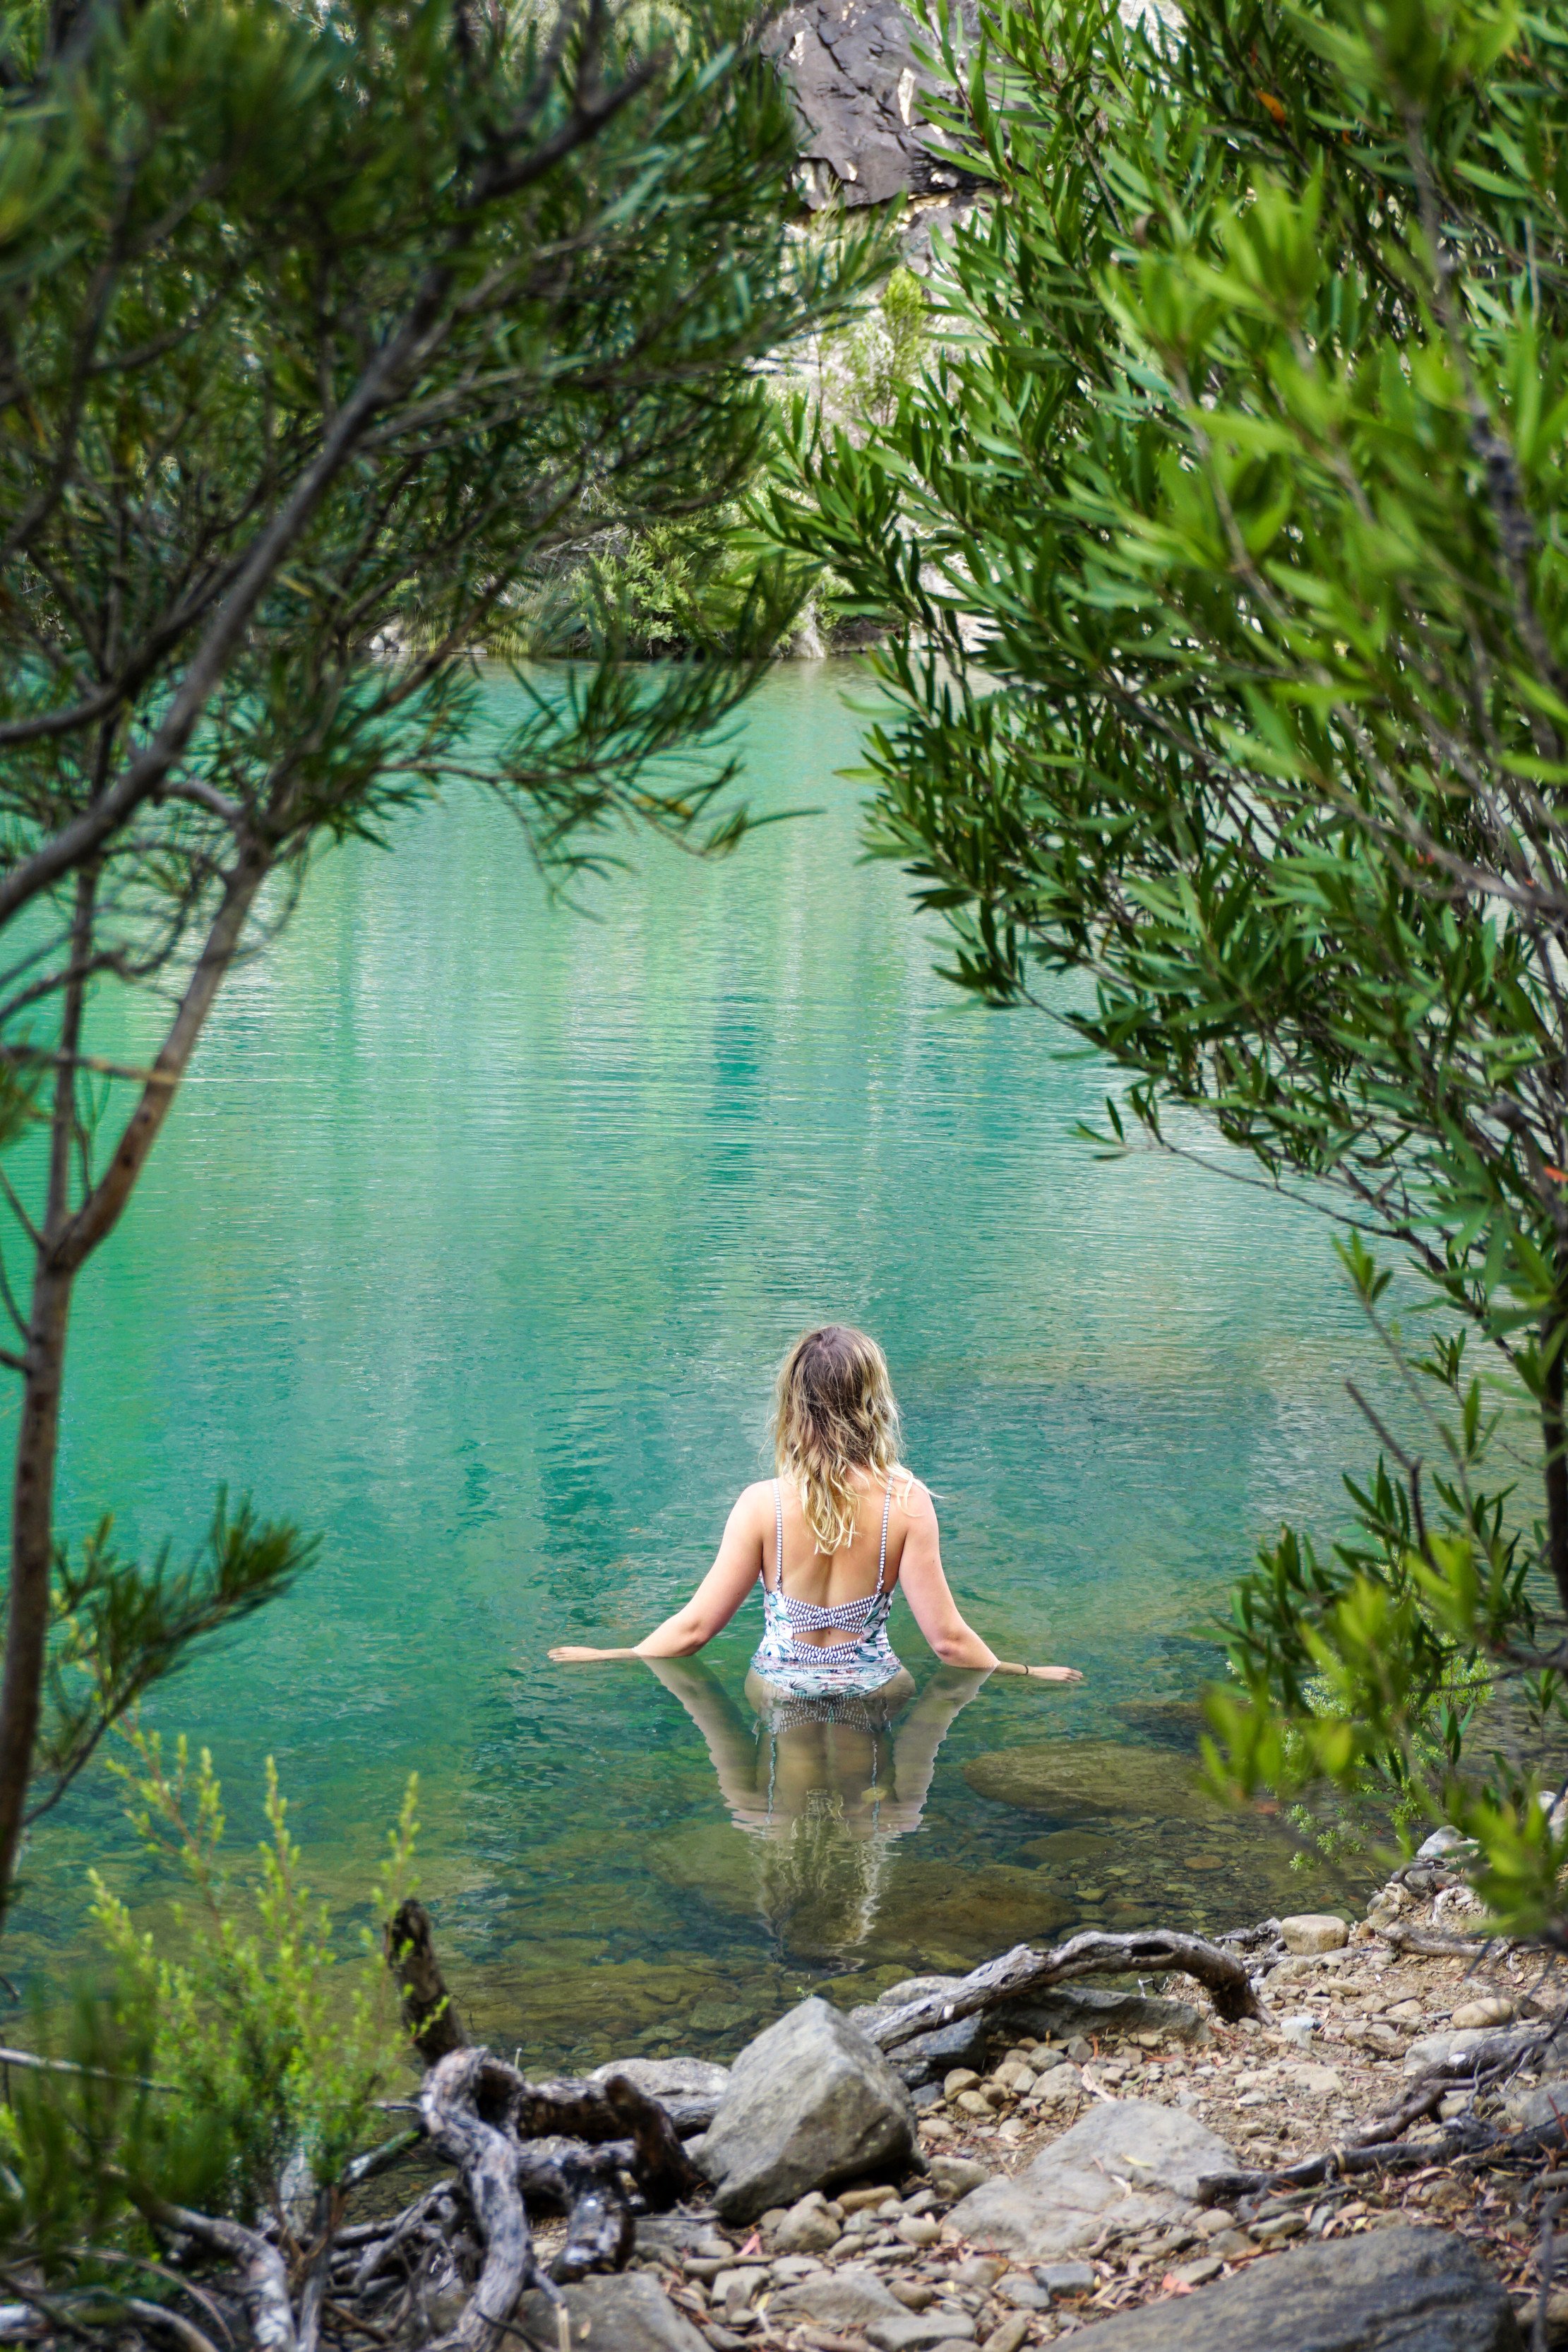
[1066,2225,1521,2351]
[946,2101,1235,2264]
[693,1995,916,2222]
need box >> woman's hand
[548,1645,634,1663]
[1027,1664,1084,1682]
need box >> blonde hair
[772,1324,902,1556]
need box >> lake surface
[15,662,1384,2063]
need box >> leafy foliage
[0,0,877,1916]
[29,1495,313,1840]
[772,0,1568,1927]
[92,1733,417,2214]
[0,1731,418,2291]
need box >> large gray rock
[695,1996,915,2222]
[515,2273,708,2352]
[1502,2074,1568,2133]
[868,2316,976,2351]
[998,1986,1209,2048]
[768,2264,909,2329]
[947,2101,1235,2263]
[1067,2226,1521,2350]
[589,2055,731,2100]
[851,1975,989,2084]
[761,0,977,209]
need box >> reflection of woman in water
[549,1325,1082,1954]
[643,1654,993,1957]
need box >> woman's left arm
[549,1486,767,1662]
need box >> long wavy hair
[772,1324,903,1556]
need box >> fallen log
[864,1929,1262,2051]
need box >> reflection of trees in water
[645,1656,988,1962]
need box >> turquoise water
[17,663,1380,2063]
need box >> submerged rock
[946,2099,1235,2262]
[962,1742,1222,1825]
[868,1858,1077,1953]
[694,1996,916,2221]
[1061,2225,1521,2350]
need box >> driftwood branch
[419,2050,557,2352]
[419,2050,700,2346]
[866,1930,1263,2050]
[139,2203,297,2352]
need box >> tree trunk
[0,869,95,1917]
[1545,1303,1568,1617]
[0,851,266,1917]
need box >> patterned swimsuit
[750,1479,902,1698]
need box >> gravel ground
[625,1884,1568,2350]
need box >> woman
[549,1323,1082,1694]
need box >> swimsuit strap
[873,1481,892,1597]
[772,1478,784,1594]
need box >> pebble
[1279,1914,1351,1954]
[1170,2256,1223,2286]
[981,2320,1031,2352]
[1451,1995,1514,2030]
[943,2070,981,2100]
[1252,2213,1307,2241]
[1036,2262,1096,2296]
[898,2218,943,2247]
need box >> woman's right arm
[549,1485,767,1663]
[898,1483,1082,1681]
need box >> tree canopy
[0,0,875,1918]
[775,0,1568,1928]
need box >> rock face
[693,1996,916,2222]
[945,2101,1235,2262]
[1065,2226,1521,2350]
[515,2273,708,2352]
[760,0,976,209]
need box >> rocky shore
[521,1861,1568,2352]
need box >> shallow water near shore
[11,662,1388,2062]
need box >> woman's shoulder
[892,1467,936,1520]
[731,1477,777,1520]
